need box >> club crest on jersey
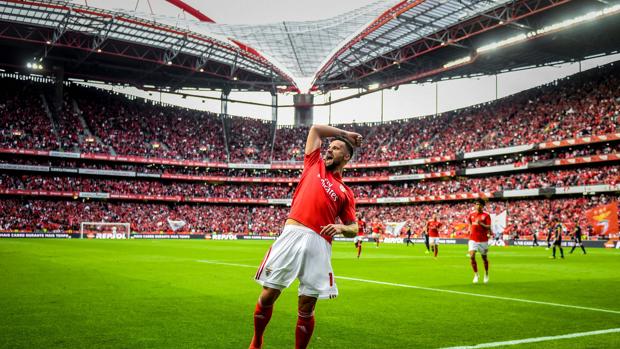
[339,184,346,193]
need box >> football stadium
[1,0,620,348]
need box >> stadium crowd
[0,199,288,234]
[1,63,618,164]
[1,165,616,199]
[274,65,619,161]
[0,79,59,150]
[71,87,228,161]
[1,140,618,179]
[226,116,275,163]
[1,64,618,239]
[358,195,610,239]
[0,195,610,238]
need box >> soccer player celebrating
[354,212,366,258]
[468,199,492,284]
[249,125,362,349]
[570,223,586,255]
[426,214,442,258]
[371,217,384,247]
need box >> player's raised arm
[305,124,362,155]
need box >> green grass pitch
[1,239,619,349]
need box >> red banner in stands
[426,171,455,178]
[0,189,76,197]
[409,192,489,203]
[426,156,455,163]
[108,194,183,202]
[271,163,304,170]
[585,202,619,235]
[0,148,49,156]
[185,197,270,204]
[539,133,620,150]
[348,162,390,169]
[555,153,620,166]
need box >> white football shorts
[429,237,440,245]
[255,225,337,299]
[468,240,489,255]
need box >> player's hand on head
[346,132,363,147]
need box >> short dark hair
[333,136,354,158]
[475,198,486,207]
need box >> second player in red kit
[468,199,492,283]
[426,214,442,258]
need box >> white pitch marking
[196,260,620,315]
[440,327,620,349]
[337,276,620,315]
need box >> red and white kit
[255,148,355,299]
[468,211,491,254]
[354,218,366,244]
[427,220,442,245]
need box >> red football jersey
[468,211,491,242]
[371,222,383,233]
[427,220,442,238]
[288,148,356,243]
[357,219,366,236]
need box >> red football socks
[250,301,273,349]
[470,257,478,273]
[295,311,315,349]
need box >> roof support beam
[316,0,573,88]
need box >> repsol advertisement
[0,232,613,248]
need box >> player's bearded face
[324,141,350,171]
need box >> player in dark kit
[405,223,414,246]
[545,219,553,250]
[550,218,565,259]
[532,231,539,247]
[570,223,587,255]
[249,125,362,349]
[422,228,431,254]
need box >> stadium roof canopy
[0,0,618,94]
